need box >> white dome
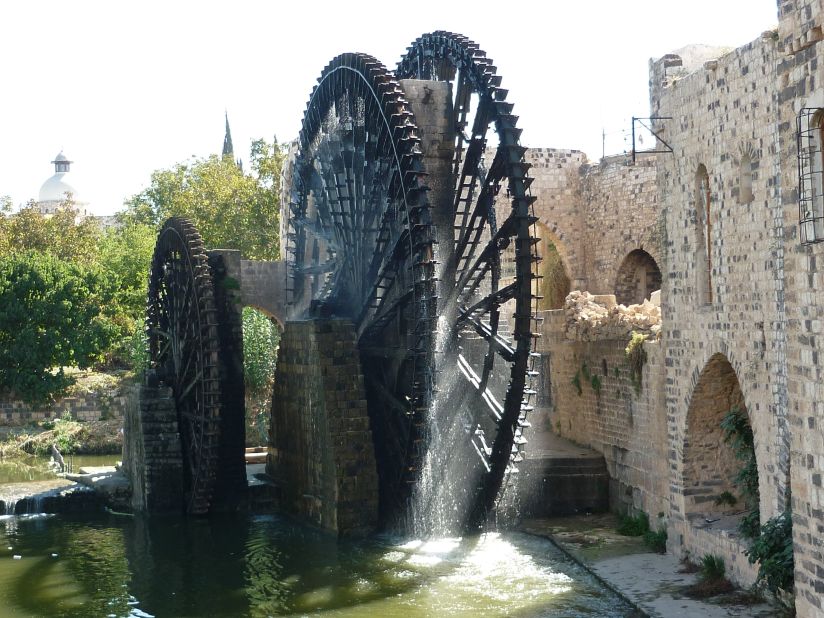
[38,172,78,202]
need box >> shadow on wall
[536,222,571,310]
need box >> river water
[0,512,638,617]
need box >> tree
[96,221,157,323]
[1,199,101,264]
[0,252,120,404]
[123,138,285,260]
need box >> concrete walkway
[521,514,779,618]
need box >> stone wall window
[695,165,713,304]
[738,153,754,204]
[797,108,824,243]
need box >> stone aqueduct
[126,4,824,612]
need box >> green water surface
[0,512,638,617]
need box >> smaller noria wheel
[146,217,222,515]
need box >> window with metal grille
[797,108,824,243]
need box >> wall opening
[683,353,760,534]
[797,107,824,242]
[614,249,662,305]
[738,153,754,204]
[536,222,571,310]
[695,165,713,304]
[242,306,281,447]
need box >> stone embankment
[563,291,662,341]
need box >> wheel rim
[147,217,222,515]
[286,53,437,519]
[397,31,539,525]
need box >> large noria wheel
[285,53,437,520]
[147,217,222,515]
[397,32,540,526]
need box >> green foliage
[0,252,120,403]
[720,406,760,538]
[53,412,81,455]
[590,373,602,395]
[0,201,101,264]
[699,554,726,581]
[571,370,582,396]
[625,332,648,394]
[243,308,280,395]
[123,139,285,261]
[714,490,738,507]
[243,308,280,446]
[643,527,668,553]
[121,318,149,375]
[96,221,156,323]
[581,362,591,381]
[745,509,794,596]
[617,511,650,536]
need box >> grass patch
[643,527,667,553]
[616,512,650,537]
[685,554,735,598]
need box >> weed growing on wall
[625,332,648,394]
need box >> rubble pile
[563,290,662,341]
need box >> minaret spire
[222,110,234,160]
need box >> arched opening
[683,354,760,536]
[695,165,712,304]
[535,221,571,310]
[242,306,281,447]
[614,249,661,306]
[738,153,754,204]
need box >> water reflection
[0,513,636,617]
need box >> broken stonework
[563,291,661,342]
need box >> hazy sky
[0,1,779,215]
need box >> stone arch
[535,221,571,309]
[682,353,759,521]
[614,248,661,305]
[244,303,285,331]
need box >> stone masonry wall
[527,150,661,299]
[267,319,378,536]
[527,149,589,289]
[650,33,790,589]
[537,308,669,521]
[123,386,184,513]
[580,157,663,297]
[0,390,129,426]
[777,0,824,612]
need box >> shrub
[714,491,738,507]
[746,510,794,597]
[700,554,726,581]
[643,527,668,553]
[0,252,120,404]
[617,512,650,537]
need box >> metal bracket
[631,116,673,163]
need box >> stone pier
[266,318,378,536]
